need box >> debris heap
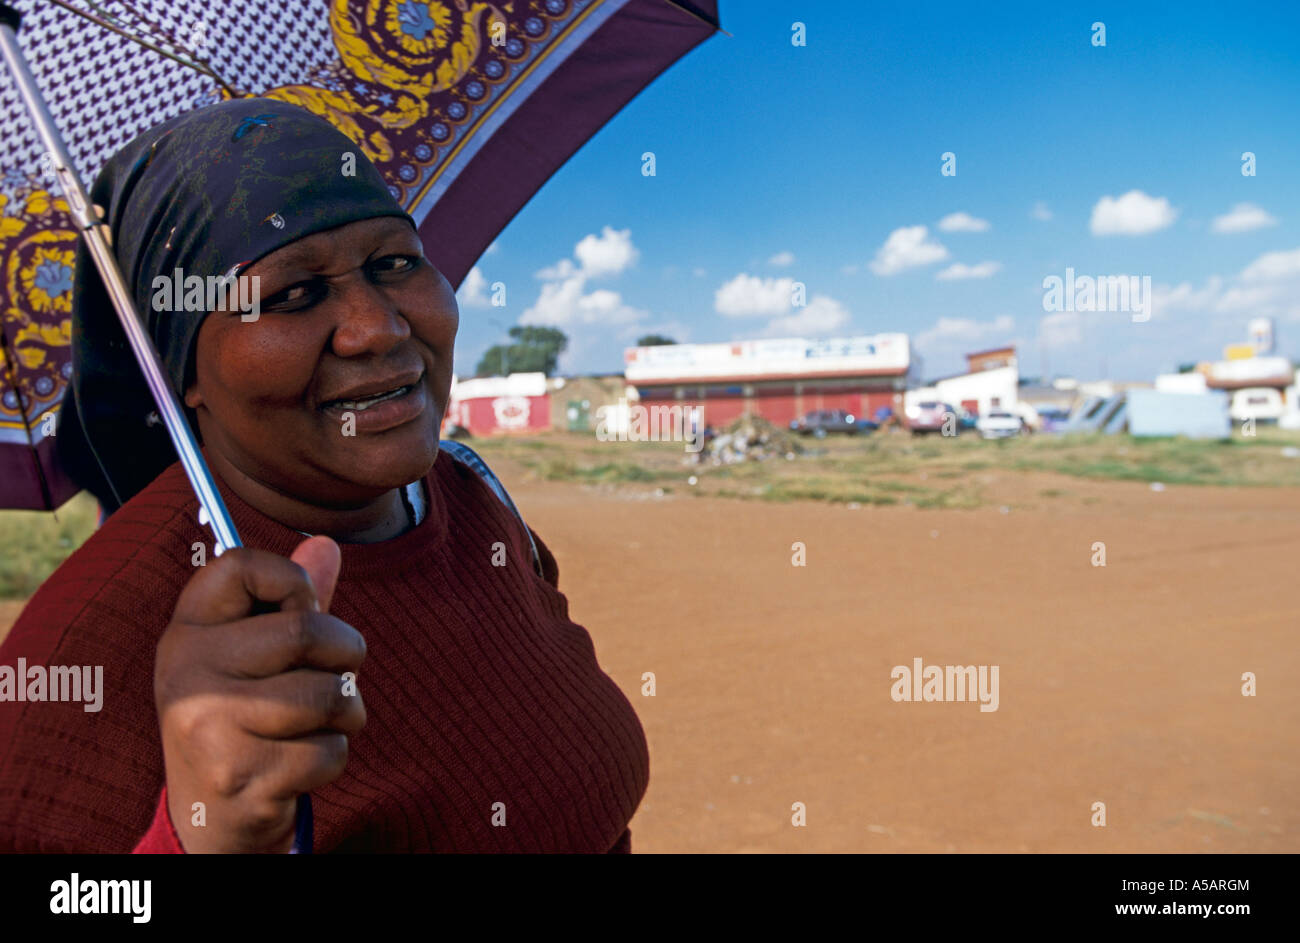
[702,415,803,464]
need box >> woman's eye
[264,283,320,310]
[371,254,420,275]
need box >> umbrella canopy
[0,0,721,509]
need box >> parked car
[790,409,870,437]
[1035,406,1072,433]
[977,410,1022,439]
[954,406,978,431]
[905,400,950,434]
[1229,387,1285,424]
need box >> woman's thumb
[289,535,341,612]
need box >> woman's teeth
[332,385,411,411]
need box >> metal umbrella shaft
[0,2,240,555]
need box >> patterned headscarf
[56,97,415,514]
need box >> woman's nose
[329,279,411,358]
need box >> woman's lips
[321,380,428,433]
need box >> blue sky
[454,0,1300,382]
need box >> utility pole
[487,317,512,376]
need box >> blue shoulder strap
[439,439,544,579]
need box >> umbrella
[0,0,723,511]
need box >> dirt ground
[4,464,1296,852]
[502,460,1299,853]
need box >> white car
[1229,387,1284,424]
[976,410,1021,439]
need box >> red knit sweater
[0,452,649,853]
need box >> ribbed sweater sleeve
[132,788,185,854]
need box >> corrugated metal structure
[1127,390,1231,439]
[1061,390,1231,438]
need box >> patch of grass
[876,480,928,493]
[533,457,664,484]
[0,492,99,600]
[449,426,1300,512]
[765,482,899,505]
[912,489,981,510]
[582,463,660,483]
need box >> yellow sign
[1224,344,1256,361]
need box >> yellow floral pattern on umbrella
[19,241,77,318]
[1,189,74,426]
[260,83,425,165]
[333,0,492,97]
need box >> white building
[908,345,1020,417]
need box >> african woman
[0,98,649,853]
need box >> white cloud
[715,273,800,317]
[914,315,1014,351]
[1240,247,1300,282]
[935,261,1002,281]
[534,258,578,280]
[520,226,646,329]
[1150,275,1226,315]
[1216,284,1281,312]
[868,225,950,275]
[713,273,851,336]
[841,263,860,275]
[573,225,639,277]
[1038,311,1083,349]
[1090,190,1178,236]
[937,212,990,233]
[1149,248,1300,324]
[484,240,500,255]
[759,295,850,337]
[519,273,646,327]
[692,267,707,277]
[456,265,489,307]
[533,226,640,281]
[576,288,643,322]
[767,250,795,267]
[1031,201,1053,222]
[1211,202,1279,234]
[1151,277,1293,323]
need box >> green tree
[475,326,569,377]
[636,334,677,347]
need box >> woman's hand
[154,536,365,853]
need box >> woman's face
[184,215,458,508]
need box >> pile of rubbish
[700,415,803,464]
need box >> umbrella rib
[38,0,239,98]
[655,0,731,37]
